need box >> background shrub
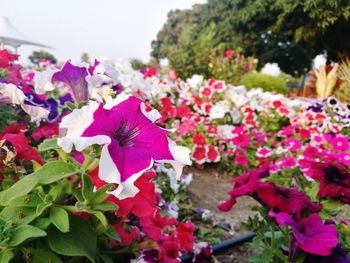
[240,72,288,94]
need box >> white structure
[0,16,52,52]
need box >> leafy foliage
[240,72,288,93]
[152,0,350,76]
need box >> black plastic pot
[180,232,256,262]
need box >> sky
[1,0,206,63]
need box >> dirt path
[186,167,259,263]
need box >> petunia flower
[269,212,338,256]
[304,245,350,263]
[52,60,89,103]
[306,160,350,203]
[58,95,191,199]
[330,136,349,151]
[0,83,49,121]
[257,182,321,217]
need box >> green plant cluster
[240,72,288,94]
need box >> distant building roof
[0,16,52,48]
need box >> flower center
[114,121,140,148]
[323,166,346,184]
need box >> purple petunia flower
[58,95,191,199]
[269,211,338,256]
[52,60,89,103]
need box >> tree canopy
[151,0,350,77]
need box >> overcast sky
[1,0,206,63]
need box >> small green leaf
[9,225,46,246]
[91,184,114,204]
[48,216,97,262]
[0,250,14,263]
[82,173,94,203]
[50,207,69,233]
[91,211,108,228]
[36,203,52,216]
[34,218,51,230]
[92,202,118,212]
[38,137,59,151]
[105,226,121,242]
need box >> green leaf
[0,176,37,206]
[33,161,76,185]
[50,207,69,233]
[27,249,63,263]
[34,218,51,230]
[91,211,108,228]
[100,254,114,263]
[322,199,343,211]
[92,202,118,212]
[38,137,59,151]
[8,194,43,207]
[36,203,52,216]
[48,216,97,262]
[91,184,114,204]
[0,250,14,263]
[82,173,94,203]
[9,225,46,246]
[0,161,76,206]
[0,207,38,225]
[105,226,121,242]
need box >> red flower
[112,171,158,217]
[0,123,27,137]
[31,122,59,141]
[0,50,19,67]
[225,49,234,58]
[158,239,180,263]
[2,132,43,164]
[232,134,250,147]
[307,161,350,203]
[207,145,220,162]
[235,153,249,166]
[143,66,158,78]
[140,211,177,240]
[176,221,195,253]
[192,133,205,145]
[272,100,282,108]
[257,182,321,217]
[176,105,191,118]
[114,221,140,246]
[207,125,218,135]
[90,169,158,217]
[192,146,207,164]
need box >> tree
[28,50,57,65]
[152,0,350,76]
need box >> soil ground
[186,167,259,263]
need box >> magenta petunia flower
[58,95,191,199]
[269,212,338,256]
